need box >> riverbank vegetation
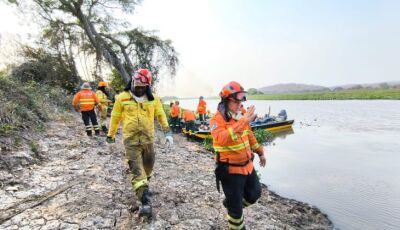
[248,88,400,100]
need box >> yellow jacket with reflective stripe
[96,90,109,110]
[107,91,169,144]
[96,90,109,104]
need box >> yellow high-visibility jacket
[96,90,109,110]
[107,91,169,144]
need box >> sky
[1,0,400,97]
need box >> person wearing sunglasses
[210,81,266,230]
[106,68,173,217]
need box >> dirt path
[0,115,333,229]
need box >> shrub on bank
[0,74,72,135]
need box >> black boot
[138,189,152,217]
[102,125,108,133]
[95,130,100,136]
[86,130,92,136]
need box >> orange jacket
[197,99,207,114]
[72,89,100,111]
[210,112,264,175]
[170,105,180,118]
[183,110,196,122]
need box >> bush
[253,129,274,144]
[0,75,72,135]
[109,69,126,94]
[10,47,80,92]
[203,138,214,151]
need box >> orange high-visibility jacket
[72,89,100,111]
[197,99,207,114]
[210,112,264,175]
[183,110,196,122]
[170,105,180,118]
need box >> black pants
[199,114,205,124]
[81,110,100,135]
[185,121,195,140]
[219,167,261,229]
[170,117,180,132]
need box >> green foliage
[202,138,214,152]
[0,124,17,135]
[253,129,274,144]
[109,69,126,93]
[248,88,400,100]
[0,75,72,135]
[11,47,80,92]
[248,88,264,95]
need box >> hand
[259,155,267,167]
[165,136,173,145]
[74,107,80,113]
[243,105,257,123]
[106,136,115,143]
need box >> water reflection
[270,128,295,142]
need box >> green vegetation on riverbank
[248,88,400,100]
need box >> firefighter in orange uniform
[182,110,196,141]
[73,82,101,136]
[210,81,266,230]
[170,101,181,132]
[197,96,207,124]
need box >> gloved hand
[165,131,174,145]
[106,136,115,143]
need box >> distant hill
[258,83,329,94]
[258,81,400,94]
[330,81,400,90]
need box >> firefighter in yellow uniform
[96,81,110,134]
[106,68,173,217]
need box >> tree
[247,88,263,95]
[6,0,178,85]
[11,46,80,92]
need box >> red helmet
[219,81,247,101]
[133,68,152,85]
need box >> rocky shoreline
[0,114,333,229]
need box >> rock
[59,223,79,230]
[0,114,333,230]
[41,220,61,230]
[5,186,18,192]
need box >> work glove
[165,131,174,145]
[106,136,115,144]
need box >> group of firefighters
[72,69,266,230]
[168,96,209,140]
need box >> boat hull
[182,120,295,140]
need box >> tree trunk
[66,1,131,83]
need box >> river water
[177,99,400,230]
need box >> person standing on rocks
[210,81,266,230]
[105,68,173,217]
[197,96,207,124]
[72,82,101,136]
[96,81,111,134]
[182,109,196,141]
[170,101,181,133]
